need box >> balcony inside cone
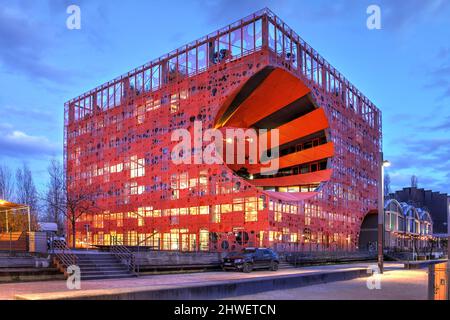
[214,66,334,200]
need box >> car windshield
[241,248,256,254]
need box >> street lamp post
[378,153,390,274]
[447,207,450,300]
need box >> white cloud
[0,123,60,158]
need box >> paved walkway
[225,268,428,300]
[0,262,404,300]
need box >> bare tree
[0,165,14,201]
[15,163,39,230]
[384,173,391,197]
[44,179,101,248]
[64,186,101,249]
[411,175,418,188]
[43,160,65,235]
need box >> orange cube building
[65,9,382,252]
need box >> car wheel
[270,261,279,271]
[242,263,253,273]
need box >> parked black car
[222,248,279,273]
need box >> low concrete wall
[15,268,369,300]
[404,259,448,270]
[0,256,35,268]
[135,251,223,268]
[0,255,51,268]
[0,268,64,283]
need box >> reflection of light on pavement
[0,262,418,300]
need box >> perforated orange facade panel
[65,9,381,252]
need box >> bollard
[428,262,448,300]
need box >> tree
[65,186,101,249]
[411,175,418,188]
[43,160,65,235]
[384,173,391,197]
[15,163,39,230]
[44,178,101,249]
[426,238,437,258]
[0,165,14,201]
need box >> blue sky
[0,0,449,194]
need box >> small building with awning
[0,200,31,252]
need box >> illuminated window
[180,89,188,100]
[179,172,188,189]
[275,211,282,222]
[130,156,145,178]
[153,209,161,218]
[199,176,208,186]
[245,201,258,222]
[199,229,209,251]
[258,197,265,211]
[189,178,197,188]
[170,94,179,114]
[189,207,198,215]
[137,105,145,124]
[130,182,138,195]
[144,207,153,217]
[221,204,232,213]
[162,231,179,251]
[290,233,297,242]
[233,198,244,212]
[199,206,209,215]
[116,213,123,227]
[212,205,221,223]
[127,231,137,246]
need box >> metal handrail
[52,240,77,272]
[135,232,160,274]
[110,237,137,276]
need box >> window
[233,198,244,212]
[268,22,275,51]
[187,48,197,75]
[137,105,145,124]
[130,182,144,195]
[130,156,145,178]
[116,213,123,227]
[179,172,188,189]
[221,204,232,213]
[300,164,309,174]
[170,94,179,114]
[197,44,208,71]
[151,65,160,90]
[199,229,209,251]
[243,23,255,52]
[212,206,221,223]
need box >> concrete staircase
[75,252,136,280]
